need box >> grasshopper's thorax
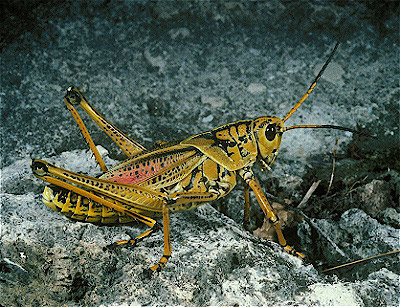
[253,116,284,169]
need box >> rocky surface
[1,1,399,306]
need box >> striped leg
[34,169,171,273]
[239,168,305,259]
[147,204,171,274]
[63,86,147,172]
[107,223,160,249]
[31,160,174,273]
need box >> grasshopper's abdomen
[42,185,135,224]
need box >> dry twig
[296,210,349,259]
[295,181,348,259]
[297,180,321,209]
[326,138,338,195]
[321,249,400,273]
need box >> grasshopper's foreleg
[238,168,305,259]
[63,87,147,170]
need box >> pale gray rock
[1,1,399,306]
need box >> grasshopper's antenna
[282,41,340,123]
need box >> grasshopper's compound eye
[265,124,277,141]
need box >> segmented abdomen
[42,185,135,224]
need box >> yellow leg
[148,204,171,273]
[32,159,167,211]
[142,190,223,274]
[64,97,108,172]
[239,168,305,259]
[32,159,174,273]
[64,86,146,158]
[242,178,251,231]
[107,227,160,249]
[33,174,157,226]
[34,172,167,268]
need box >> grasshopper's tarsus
[32,42,373,271]
[283,245,306,259]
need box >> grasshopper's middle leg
[242,178,251,231]
[147,204,171,273]
[107,223,160,249]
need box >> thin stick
[346,175,369,196]
[321,249,400,273]
[326,139,338,195]
[296,210,348,259]
[294,180,348,259]
[297,180,321,209]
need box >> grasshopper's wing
[181,120,258,171]
[32,160,167,213]
[100,144,206,190]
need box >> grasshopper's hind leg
[106,223,160,249]
[63,86,147,172]
[32,159,172,274]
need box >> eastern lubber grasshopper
[32,42,369,273]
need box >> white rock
[201,95,227,107]
[249,48,261,56]
[143,49,166,72]
[247,83,267,95]
[49,84,62,92]
[202,114,214,123]
[169,27,190,39]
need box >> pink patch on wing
[108,159,169,185]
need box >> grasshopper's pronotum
[32,42,368,273]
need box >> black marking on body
[182,166,201,191]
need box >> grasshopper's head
[252,42,375,169]
[253,116,284,169]
[252,42,339,170]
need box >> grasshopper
[32,42,365,273]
